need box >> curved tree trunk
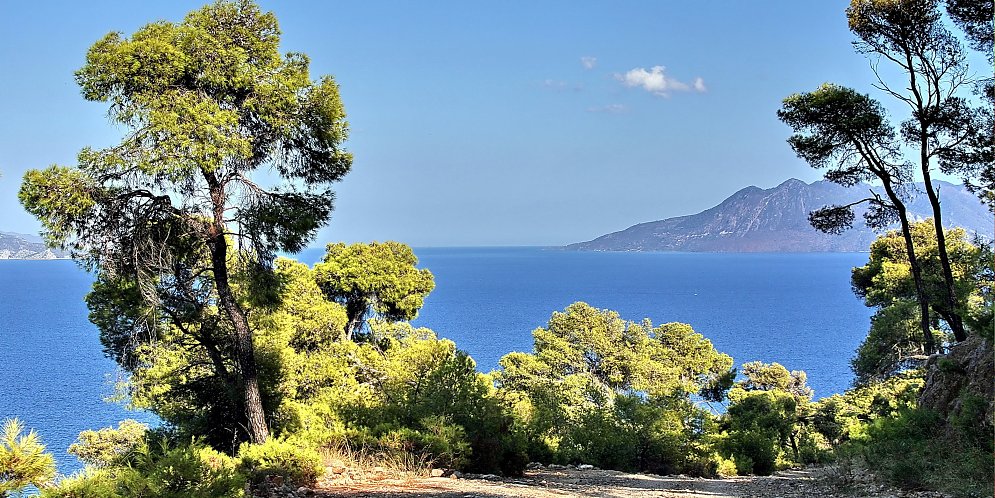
[919,143,968,342]
[881,180,937,355]
[204,169,270,444]
[208,234,270,444]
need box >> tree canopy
[778,83,937,353]
[497,302,734,473]
[850,221,992,382]
[314,242,435,339]
[19,0,352,443]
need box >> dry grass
[318,442,435,483]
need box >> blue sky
[0,1,943,246]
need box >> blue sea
[1,248,873,473]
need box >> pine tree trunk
[881,181,937,354]
[344,298,367,340]
[203,169,270,444]
[919,140,968,342]
[208,235,270,444]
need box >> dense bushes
[717,362,827,475]
[237,439,323,488]
[854,407,993,498]
[497,302,734,475]
[45,435,244,498]
[808,371,994,498]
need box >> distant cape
[566,179,993,253]
[0,231,67,260]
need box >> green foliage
[73,240,523,474]
[722,390,796,475]
[497,302,733,474]
[719,362,827,475]
[850,222,992,382]
[43,439,243,498]
[810,372,924,445]
[314,242,435,338]
[0,419,56,496]
[20,0,355,444]
[738,361,813,399]
[807,372,994,495]
[333,321,527,474]
[68,420,148,469]
[237,439,322,487]
[857,408,993,497]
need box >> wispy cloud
[542,79,568,90]
[615,66,706,97]
[541,79,583,92]
[580,56,597,70]
[586,104,627,113]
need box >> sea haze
[2,249,873,472]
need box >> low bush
[44,440,243,498]
[856,407,993,498]
[68,420,148,468]
[237,439,323,488]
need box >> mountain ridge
[567,179,993,252]
[0,231,67,260]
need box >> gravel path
[304,467,827,498]
[252,465,955,498]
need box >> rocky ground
[252,463,959,498]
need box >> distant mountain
[0,231,66,260]
[567,179,993,252]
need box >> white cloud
[586,104,627,113]
[615,66,706,97]
[693,77,707,93]
[580,56,597,70]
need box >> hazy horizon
[0,1,979,246]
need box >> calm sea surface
[1,249,873,472]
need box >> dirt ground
[302,466,933,498]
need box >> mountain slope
[0,231,66,259]
[567,179,993,252]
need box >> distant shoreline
[0,257,71,261]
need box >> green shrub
[68,420,148,468]
[497,303,734,475]
[724,429,779,476]
[795,427,829,464]
[0,419,56,496]
[44,441,243,498]
[713,455,738,477]
[237,439,323,487]
[858,407,994,497]
[43,468,123,498]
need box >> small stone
[577,464,594,471]
[548,464,567,470]
[431,468,446,477]
[327,459,348,474]
[526,462,544,470]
